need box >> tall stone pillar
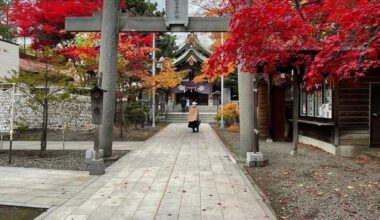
[98,0,120,158]
[238,64,255,161]
[238,0,255,162]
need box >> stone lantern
[90,86,106,125]
[89,85,107,175]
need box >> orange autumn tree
[143,58,186,93]
[191,0,235,84]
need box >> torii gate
[65,0,258,164]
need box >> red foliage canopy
[61,33,153,77]
[10,0,101,49]
[205,0,379,88]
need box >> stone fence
[0,89,93,132]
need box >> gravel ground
[0,150,128,171]
[213,126,380,220]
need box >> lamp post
[220,33,225,128]
[89,85,107,175]
[212,91,221,115]
[152,33,156,128]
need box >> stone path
[0,167,95,209]
[0,141,142,151]
[39,123,275,220]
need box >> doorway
[371,84,380,148]
[271,86,286,141]
[176,92,208,105]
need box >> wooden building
[296,70,380,156]
[257,69,380,157]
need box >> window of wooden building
[300,79,332,119]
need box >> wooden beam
[65,15,230,33]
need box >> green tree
[0,0,14,40]
[156,34,178,59]
[125,101,146,129]
[2,48,77,157]
[124,0,164,16]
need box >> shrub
[125,102,147,129]
[214,102,239,127]
[227,124,240,132]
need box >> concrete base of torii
[89,159,105,175]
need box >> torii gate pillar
[98,0,120,158]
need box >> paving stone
[32,124,275,219]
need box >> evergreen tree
[156,34,178,59]
[0,0,13,40]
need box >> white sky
[151,0,213,47]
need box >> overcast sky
[150,0,212,47]
[151,0,165,10]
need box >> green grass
[0,205,46,220]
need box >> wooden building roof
[173,33,211,67]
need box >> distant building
[0,39,19,79]
[169,33,233,108]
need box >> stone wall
[0,88,13,132]
[0,89,93,131]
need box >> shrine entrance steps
[170,105,218,113]
[165,105,217,123]
[166,112,216,123]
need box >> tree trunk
[40,98,48,157]
[119,97,124,138]
[41,57,49,157]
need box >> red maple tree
[205,0,379,88]
[9,0,101,49]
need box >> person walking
[180,96,186,112]
[185,98,190,112]
[188,102,201,132]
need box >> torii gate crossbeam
[66,16,230,32]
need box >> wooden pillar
[291,68,300,155]
[267,75,273,142]
[333,82,339,145]
[253,76,259,153]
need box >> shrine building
[169,33,225,108]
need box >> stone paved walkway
[39,124,276,220]
[0,167,95,208]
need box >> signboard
[165,0,189,28]
[0,40,19,78]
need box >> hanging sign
[165,0,189,28]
